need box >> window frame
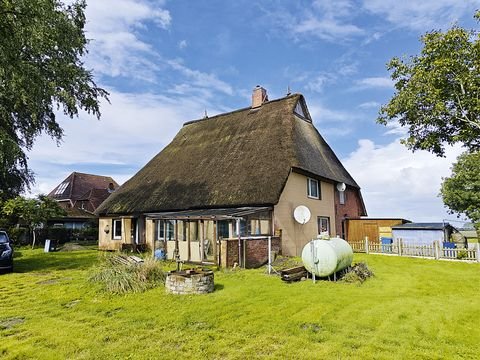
[217,220,230,239]
[307,177,320,199]
[112,219,122,240]
[317,216,330,235]
[157,220,174,241]
[233,219,248,237]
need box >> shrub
[89,256,165,294]
[47,227,72,244]
[136,258,166,284]
[340,262,374,284]
[7,227,29,245]
[457,249,468,260]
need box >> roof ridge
[68,171,114,179]
[183,93,301,127]
[68,172,76,198]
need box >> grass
[1,248,479,359]
[89,256,165,294]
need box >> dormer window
[294,101,306,118]
[294,99,312,122]
[307,178,320,199]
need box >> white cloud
[293,16,364,41]
[289,57,358,94]
[383,121,409,136]
[265,0,478,46]
[178,40,188,50]
[264,0,364,42]
[305,74,333,93]
[343,139,464,221]
[356,77,393,89]
[309,104,356,124]
[362,31,383,45]
[358,101,381,109]
[308,104,363,138]
[362,0,479,31]
[84,0,171,80]
[86,0,171,33]
[166,59,233,96]
[336,62,358,77]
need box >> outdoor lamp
[104,224,110,234]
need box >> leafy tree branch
[0,0,109,198]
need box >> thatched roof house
[97,87,366,263]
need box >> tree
[440,151,480,229]
[0,0,109,198]
[2,194,66,247]
[0,132,33,202]
[377,11,480,157]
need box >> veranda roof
[146,206,272,221]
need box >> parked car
[0,231,13,273]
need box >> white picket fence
[349,238,480,262]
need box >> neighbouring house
[391,222,467,248]
[458,226,479,249]
[96,87,367,267]
[48,172,119,229]
[344,218,410,243]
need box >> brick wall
[334,188,366,239]
[220,237,281,268]
[221,239,239,268]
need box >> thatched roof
[97,94,362,215]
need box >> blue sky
[28,0,480,223]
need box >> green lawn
[1,248,479,359]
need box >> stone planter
[165,268,214,295]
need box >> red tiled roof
[48,172,119,212]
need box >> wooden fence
[349,238,480,262]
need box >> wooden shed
[344,218,410,243]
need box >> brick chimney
[252,85,268,108]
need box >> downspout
[152,219,155,259]
[243,238,246,269]
[175,220,179,260]
[271,208,275,236]
[236,218,241,267]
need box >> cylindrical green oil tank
[301,237,353,277]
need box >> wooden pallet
[280,266,308,282]
[112,255,145,266]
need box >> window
[217,220,230,239]
[339,190,345,205]
[0,232,8,243]
[233,219,248,237]
[157,220,174,241]
[317,217,330,235]
[112,219,122,240]
[307,178,320,199]
[294,101,306,118]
